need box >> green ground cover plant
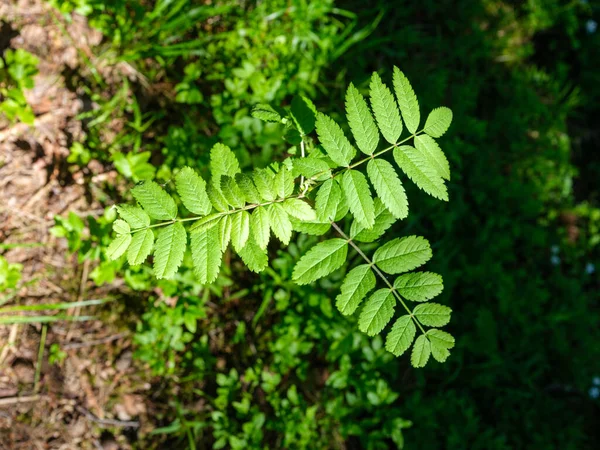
[4,0,597,448]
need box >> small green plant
[0,48,39,124]
[108,67,455,368]
[0,254,22,294]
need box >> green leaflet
[154,222,187,279]
[385,315,416,357]
[131,180,177,220]
[290,95,316,135]
[127,229,154,266]
[424,106,453,138]
[219,215,232,251]
[427,329,455,363]
[413,303,452,327]
[392,67,420,134]
[427,331,453,362]
[373,236,432,274]
[369,72,402,144]
[235,173,261,204]
[269,203,292,245]
[273,167,294,199]
[293,157,331,181]
[315,112,356,167]
[366,159,408,220]
[175,167,212,216]
[411,334,431,368]
[210,143,240,183]
[341,170,375,228]
[394,145,448,201]
[237,235,268,273]
[230,211,250,252]
[346,83,379,155]
[191,226,223,284]
[107,233,131,260]
[207,184,229,212]
[250,207,270,250]
[251,103,282,123]
[253,168,276,202]
[358,289,395,336]
[292,238,348,285]
[116,205,150,229]
[394,272,443,301]
[290,219,331,236]
[315,178,341,222]
[283,198,316,221]
[350,199,396,243]
[414,134,451,181]
[220,175,246,208]
[336,264,376,316]
[189,213,220,234]
[113,219,130,235]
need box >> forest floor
[0,2,155,448]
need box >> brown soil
[0,2,157,448]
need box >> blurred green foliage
[38,0,600,448]
[0,48,38,124]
